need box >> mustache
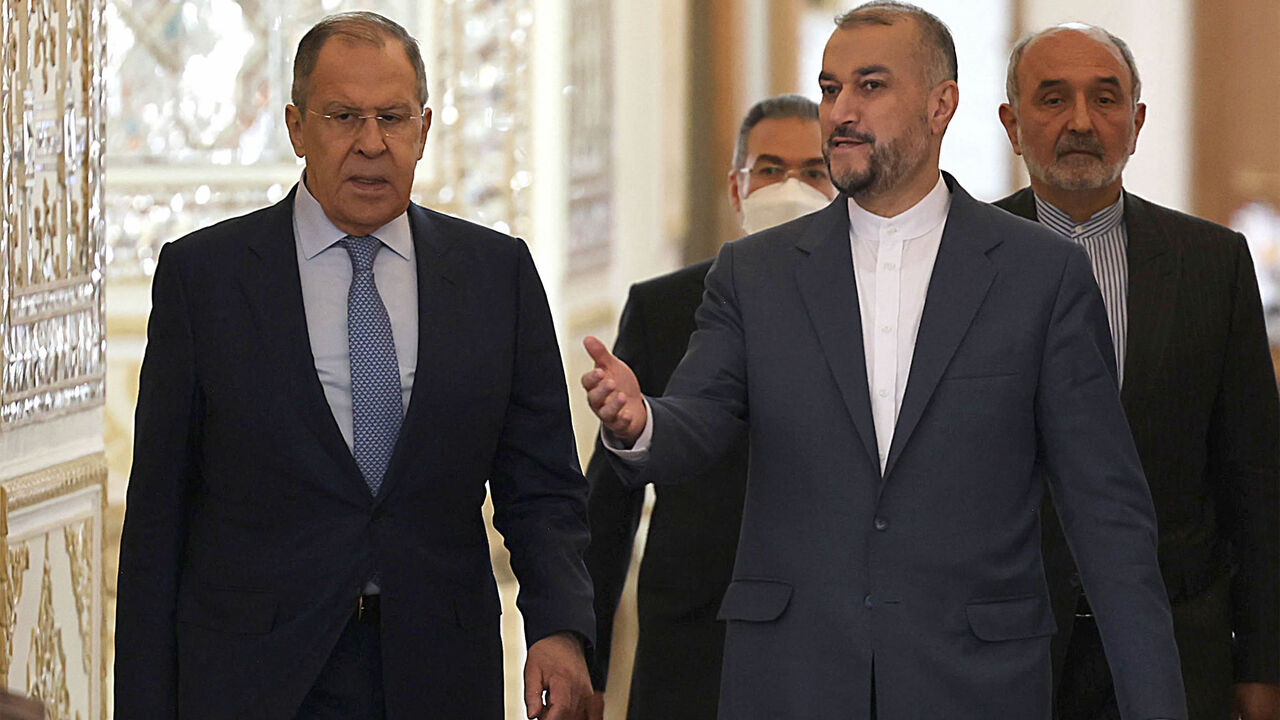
[1055,131,1106,157]
[827,125,875,146]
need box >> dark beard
[824,120,926,200]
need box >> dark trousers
[1056,616,1122,720]
[295,601,385,720]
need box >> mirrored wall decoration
[1,0,107,428]
[566,0,612,272]
[104,1,537,275]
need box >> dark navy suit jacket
[115,189,594,719]
[613,175,1186,720]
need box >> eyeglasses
[306,108,425,140]
[737,163,831,185]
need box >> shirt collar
[1033,192,1125,241]
[293,171,414,261]
[846,173,951,242]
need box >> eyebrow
[752,154,828,167]
[820,64,891,83]
[321,101,415,112]
[853,65,891,77]
[1035,76,1123,93]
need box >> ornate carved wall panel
[1,0,108,715]
[1,455,106,720]
[1,0,107,429]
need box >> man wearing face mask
[584,94,835,720]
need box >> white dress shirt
[608,174,951,474]
[293,174,418,450]
[849,174,950,470]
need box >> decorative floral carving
[63,519,93,676]
[27,536,78,720]
[0,538,30,686]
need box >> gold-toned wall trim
[27,536,75,720]
[64,519,93,676]
[2,454,108,512]
[1,535,31,686]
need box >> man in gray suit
[582,2,1185,719]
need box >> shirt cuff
[599,397,653,462]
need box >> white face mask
[739,177,832,235]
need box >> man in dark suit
[585,95,834,719]
[583,3,1185,719]
[995,24,1280,720]
[114,12,593,720]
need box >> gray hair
[732,94,821,171]
[1005,24,1142,107]
[292,12,429,110]
[835,2,957,86]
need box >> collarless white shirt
[607,174,951,474]
[293,174,419,450]
[848,174,951,470]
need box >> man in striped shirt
[996,24,1280,720]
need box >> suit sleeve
[488,240,596,651]
[1208,235,1280,684]
[114,243,204,718]
[583,286,650,689]
[1035,247,1187,720]
[631,243,749,486]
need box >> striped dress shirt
[1033,194,1129,386]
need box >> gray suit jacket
[612,175,1186,720]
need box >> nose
[823,88,860,133]
[1065,93,1094,133]
[353,117,388,155]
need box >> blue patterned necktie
[340,234,402,495]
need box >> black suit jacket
[997,188,1280,716]
[584,258,749,718]
[114,189,594,720]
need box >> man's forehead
[1020,28,1130,85]
[745,116,823,160]
[307,39,419,102]
[821,20,920,77]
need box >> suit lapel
[1119,193,1179,411]
[377,204,462,504]
[884,181,998,481]
[794,197,880,471]
[238,189,365,491]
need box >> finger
[583,336,614,370]
[598,393,633,430]
[542,675,577,720]
[585,377,617,410]
[524,666,546,719]
[580,367,604,392]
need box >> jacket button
[863,594,873,609]
[874,517,888,531]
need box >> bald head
[1006,24,1141,109]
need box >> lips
[827,126,874,154]
[829,137,865,149]
[346,174,391,192]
